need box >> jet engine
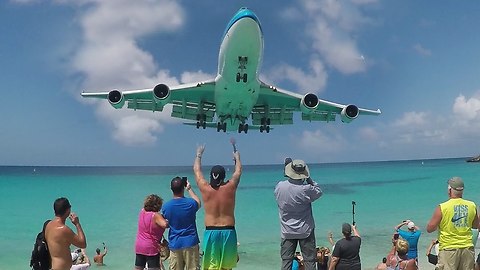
[340,104,359,123]
[152,83,171,109]
[300,93,319,114]
[108,90,125,109]
[153,84,170,101]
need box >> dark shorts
[428,254,438,265]
[135,253,160,268]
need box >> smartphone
[181,177,188,187]
[393,233,399,240]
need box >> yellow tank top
[438,198,476,250]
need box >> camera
[393,233,399,240]
[181,177,188,187]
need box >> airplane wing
[81,80,217,123]
[254,81,381,126]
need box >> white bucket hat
[285,159,310,180]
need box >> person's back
[438,197,476,248]
[93,243,107,266]
[46,219,73,270]
[194,145,241,227]
[45,197,86,270]
[395,221,421,260]
[193,144,241,270]
[162,177,201,269]
[163,194,200,247]
[334,237,361,268]
[200,180,237,226]
[427,177,478,270]
[386,257,415,270]
[275,179,321,238]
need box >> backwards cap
[210,165,226,188]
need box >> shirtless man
[93,243,107,266]
[194,144,241,270]
[45,197,87,270]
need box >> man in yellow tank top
[427,177,479,270]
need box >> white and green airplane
[81,7,381,133]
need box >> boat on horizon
[466,155,480,162]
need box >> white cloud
[267,58,328,93]
[413,43,432,57]
[112,115,162,146]
[376,93,480,156]
[393,111,427,128]
[11,0,38,3]
[296,0,376,74]
[351,0,378,4]
[358,127,379,141]
[69,0,188,146]
[453,94,480,121]
[180,71,214,84]
[297,129,346,154]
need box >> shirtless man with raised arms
[45,197,87,270]
[194,144,241,270]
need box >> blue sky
[2,0,480,166]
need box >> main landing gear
[196,114,206,129]
[238,123,248,134]
[217,122,227,132]
[259,117,270,133]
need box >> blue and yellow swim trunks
[202,226,238,270]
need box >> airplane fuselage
[214,8,263,129]
[80,7,381,134]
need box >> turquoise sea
[1,158,480,270]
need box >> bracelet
[196,154,202,158]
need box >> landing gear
[259,117,271,133]
[235,73,248,83]
[236,56,248,83]
[238,123,248,134]
[259,125,270,133]
[216,122,226,132]
[196,114,206,129]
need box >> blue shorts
[202,226,238,269]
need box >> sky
[2,0,480,166]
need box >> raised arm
[305,178,322,202]
[186,180,201,209]
[395,221,407,231]
[102,243,108,256]
[352,224,360,238]
[229,151,242,187]
[328,232,335,246]
[194,144,209,188]
[386,238,398,267]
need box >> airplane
[81,7,381,134]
